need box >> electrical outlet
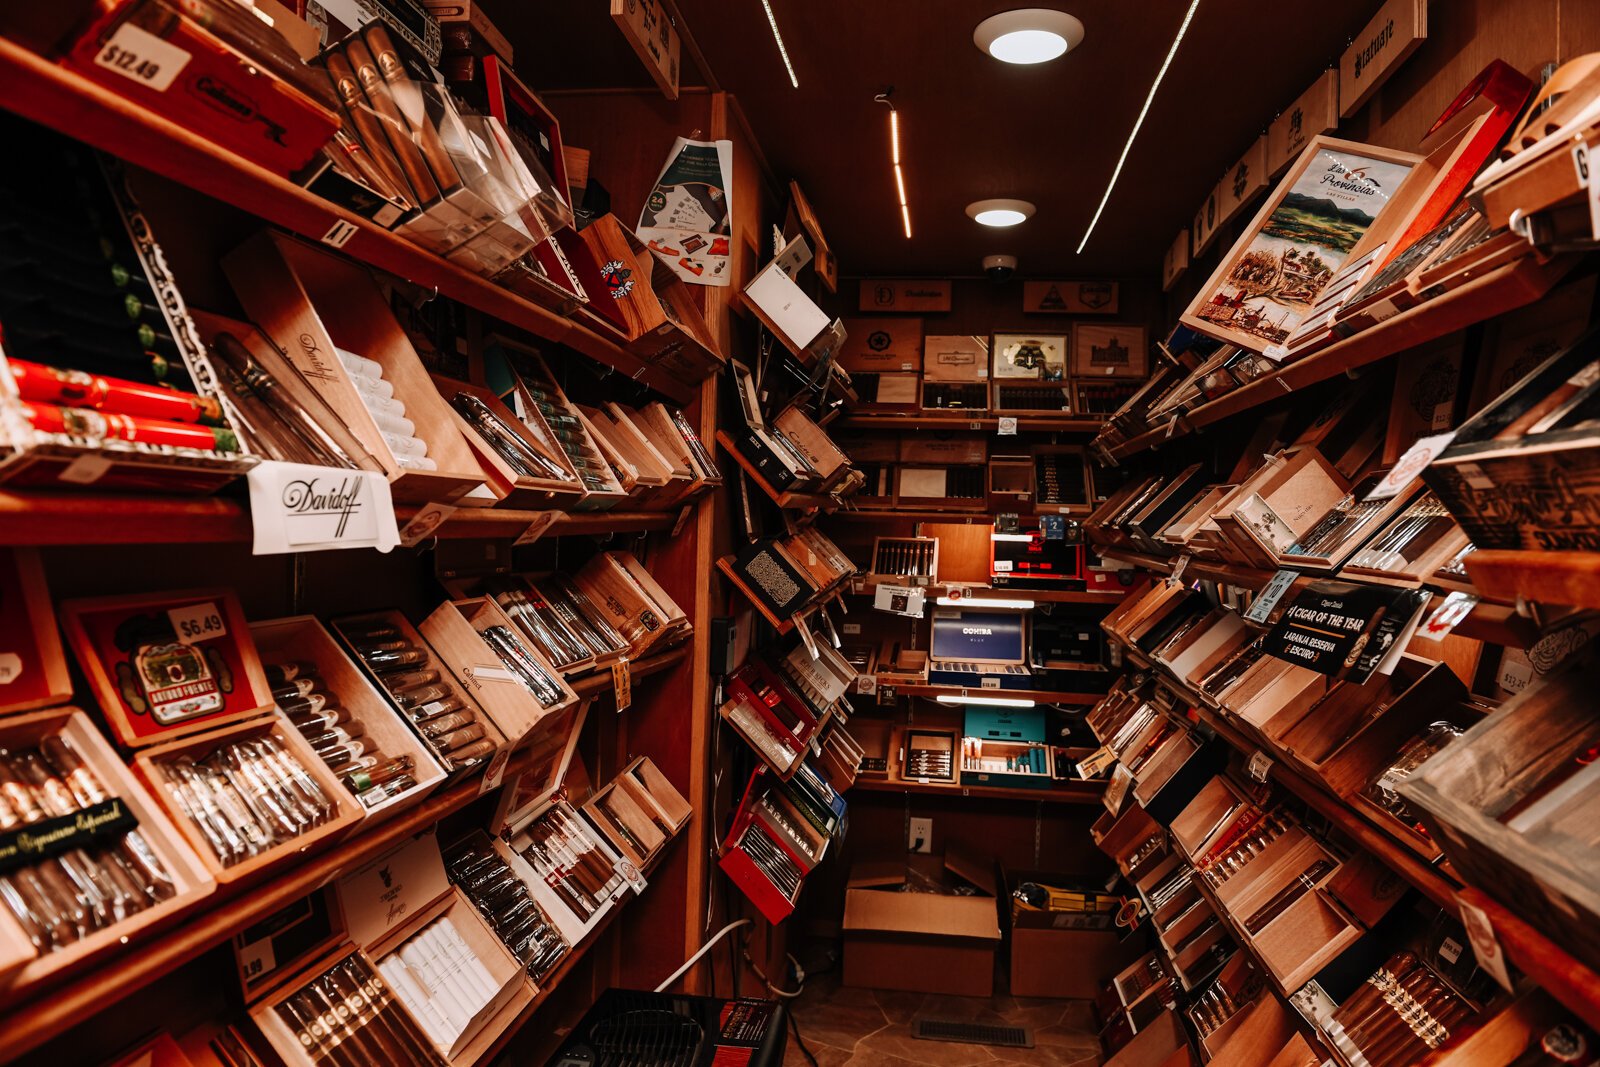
[909,817,932,853]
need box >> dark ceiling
[487,2,1381,281]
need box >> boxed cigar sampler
[960,706,1053,789]
[727,361,823,493]
[926,608,1032,690]
[0,706,215,992]
[721,639,854,779]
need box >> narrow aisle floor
[783,970,1103,1067]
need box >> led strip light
[760,0,800,88]
[1076,0,1203,254]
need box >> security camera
[983,254,1017,283]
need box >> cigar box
[641,402,722,498]
[426,1,514,64]
[581,756,691,869]
[1123,465,1210,553]
[961,707,1052,789]
[577,404,675,506]
[719,766,828,924]
[1110,951,1177,1032]
[1090,475,1169,550]
[0,707,215,993]
[990,526,1083,586]
[991,333,1071,413]
[1276,656,1465,798]
[726,361,823,493]
[987,454,1033,510]
[1157,893,1226,984]
[223,232,488,503]
[852,371,921,413]
[1398,654,1600,976]
[1092,802,1167,879]
[488,745,635,946]
[1155,610,1251,689]
[131,709,366,886]
[773,406,852,493]
[575,551,691,654]
[1075,379,1143,419]
[1209,449,1353,569]
[788,527,858,596]
[875,641,929,688]
[1103,1005,1191,1067]
[1125,719,1229,825]
[896,464,987,510]
[720,641,846,779]
[250,616,448,823]
[432,375,586,507]
[1424,322,1600,552]
[317,832,532,1063]
[869,536,939,585]
[899,433,987,466]
[1213,824,1403,993]
[1276,472,1422,572]
[480,56,566,211]
[840,318,923,373]
[480,337,630,510]
[65,0,339,174]
[419,598,579,744]
[61,589,272,748]
[0,550,70,717]
[923,335,989,383]
[576,215,723,381]
[1338,491,1472,586]
[724,540,822,624]
[329,610,511,779]
[1224,660,1329,752]
[927,608,1032,690]
[1031,445,1093,513]
[0,154,254,492]
[488,574,629,677]
[814,718,863,793]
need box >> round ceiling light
[973,9,1085,65]
[967,199,1036,227]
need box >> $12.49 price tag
[93,22,192,92]
[169,602,227,644]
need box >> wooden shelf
[854,774,1106,805]
[884,682,1106,704]
[831,506,1095,525]
[0,644,682,1061]
[1458,887,1600,1036]
[1463,549,1600,611]
[849,577,1127,605]
[0,38,697,405]
[836,412,1105,433]
[714,431,839,511]
[0,490,680,545]
[1100,253,1575,461]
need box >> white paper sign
[169,601,226,644]
[1458,897,1516,992]
[1244,569,1299,624]
[94,22,191,92]
[1247,750,1273,783]
[514,510,562,546]
[0,654,22,685]
[872,583,925,618]
[1365,432,1456,501]
[997,417,1019,436]
[247,462,399,555]
[398,502,458,548]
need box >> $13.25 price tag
[169,601,227,644]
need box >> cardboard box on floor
[843,848,1000,998]
[1005,866,1144,999]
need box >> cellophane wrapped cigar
[0,733,176,953]
[266,661,418,809]
[151,733,335,868]
[376,914,499,1047]
[274,949,447,1067]
[445,833,568,980]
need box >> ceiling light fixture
[877,92,913,239]
[759,0,799,88]
[973,9,1085,65]
[1076,0,1202,253]
[936,694,1038,708]
[967,198,1035,228]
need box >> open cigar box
[721,638,853,779]
[222,231,489,504]
[1208,449,1355,570]
[250,616,449,823]
[329,610,511,778]
[1154,610,1254,692]
[431,374,586,508]
[719,765,830,924]
[1121,465,1211,554]
[773,406,853,495]
[1218,656,1329,752]
[419,597,580,742]
[476,573,629,678]
[573,550,691,657]
[1092,801,1169,883]
[580,756,692,869]
[0,706,215,994]
[576,403,674,506]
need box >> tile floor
[783,969,1103,1067]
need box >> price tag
[1167,554,1192,587]
[1456,462,1496,491]
[1365,432,1456,501]
[94,22,191,92]
[169,601,226,644]
[997,416,1018,436]
[671,505,694,537]
[471,665,519,685]
[1419,591,1478,641]
[478,748,511,795]
[1247,749,1273,782]
[1244,569,1298,624]
[237,936,276,986]
[1575,141,1600,240]
[1261,343,1289,362]
[0,654,22,685]
[615,856,648,894]
[842,622,861,636]
[794,619,821,660]
[57,454,113,485]
[1457,896,1515,992]
[611,658,632,712]
[515,510,562,546]
[398,502,457,548]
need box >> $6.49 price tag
[169,601,227,644]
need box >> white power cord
[654,919,752,993]
[743,950,805,998]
